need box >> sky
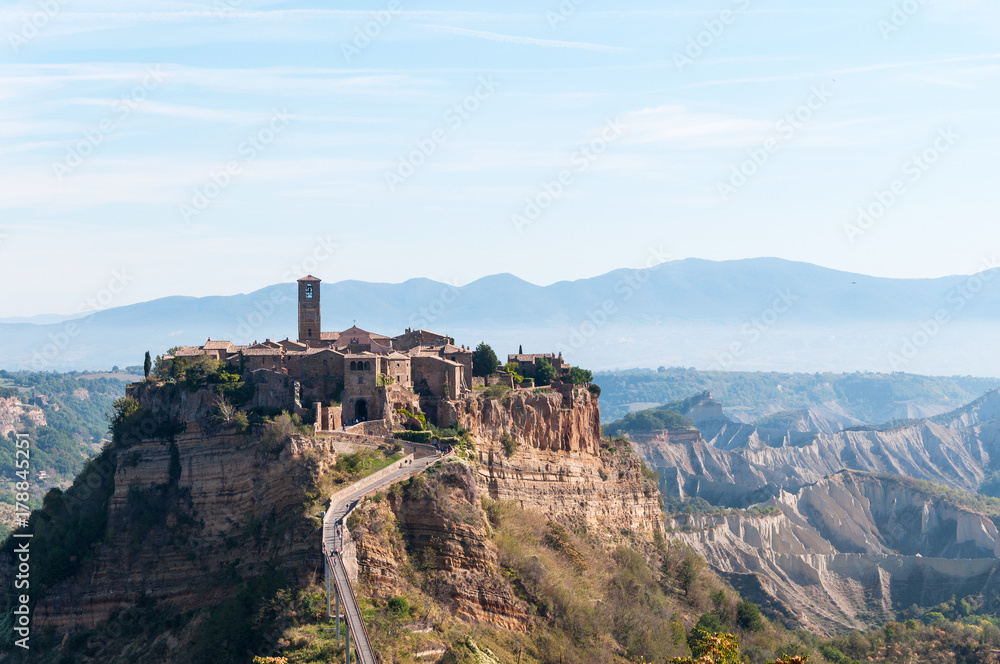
[1,0,998,317]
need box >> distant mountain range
[3,257,1000,374]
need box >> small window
[358,376,364,385]
[323,359,328,366]
[364,361,371,371]
[350,361,356,370]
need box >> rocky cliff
[26,382,336,635]
[351,463,531,632]
[0,395,45,438]
[453,386,662,539]
[638,391,1000,506]
[666,471,1000,634]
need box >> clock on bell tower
[297,275,321,343]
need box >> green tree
[472,342,500,377]
[736,601,765,632]
[568,366,593,385]
[535,357,557,386]
[518,344,523,354]
[143,351,152,380]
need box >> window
[364,361,371,371]
[358,376,364,385]
[350,361,357,370]
[323,359,328,366]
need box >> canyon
[629,390,1000,633]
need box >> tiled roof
[298,275,321,282]
[202,340,234,350]
[241,348,285,357]
[509,353,555,362]
[173,346,204,357]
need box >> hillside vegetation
[0,370,130,537]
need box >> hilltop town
[164,275,574,430]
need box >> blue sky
[1,0,998,317]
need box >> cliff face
[0,395,45,437]
[352,466,530,631]
[666,472,1000,634]
[454,387,662,538]
[658,392,1000,497]
[31,384,335,634]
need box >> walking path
[321,446,444,663]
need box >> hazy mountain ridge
[4,257,1000,373]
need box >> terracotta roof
[241,348,285,357]
[173,346,204,357]
[202,340,234,350]
[320,332,340,341]
[440,344,470,355]
[340,325,372,336]
[412,355,462,368]
[298,275,321,282]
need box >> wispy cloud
[420,25,629,54]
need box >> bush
[500,431,518,458]
[588,383,601,397]
[482,384,511,399]
[387,596,410,619]
[257,412,309,453]
[393,430,433,445]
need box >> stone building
[507,352,571,380]
[164,275,475,427]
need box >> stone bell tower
[297,275,321,343]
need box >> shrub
[257,412,309,453]
[500,431,518,458]
[387,596,410,619]
[393,430,433,445]
[482,384,511,400]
